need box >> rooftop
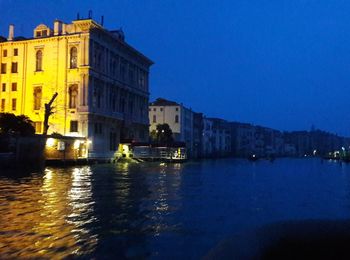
[150,98,180,106]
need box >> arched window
[70,47,78,68]
[69,85,78,109]
[36,50,42,71]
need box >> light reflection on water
[1,159,350,258]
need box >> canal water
[1,158,350,259]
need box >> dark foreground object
[205,220,350,260]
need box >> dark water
[1,158,350,259]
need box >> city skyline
[1,0,350,136]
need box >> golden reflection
[66,167,98,254]
[0,167,97,258]
[150,163,183,236]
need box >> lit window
[70,47,78,69]
[36,50,43,71]
[34,122,42,133]
[70,121,78,132]
[12,98,16,111]
[33,87,42,110]
[13,49,18,56]
[1,99,5,112]
[11,62,18,73]
[68,85,78,108]
[1,63,6,74]
[11,83,17,91]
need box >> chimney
[54,20,62,35]
[62,23,66,34]
[8,24,14,41]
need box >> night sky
[1,0,350,136]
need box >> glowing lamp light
[74,140,81,149]
[122,144,129,153]
[46,138,56,147]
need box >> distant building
[209,118,231,156]
[284,130,350,156]
[230,122,255,157]
[192,112,204,158]
[202,117,214,157]
[149,98,194,155]
[0,18,153,159]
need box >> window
[153,108,156,111]
[68,85,78,108]
[94,123,103,135]
[12,98,16,111]
[42,30,47,37]
[36,50,43,71]
[11,83,17,91]
[2,83,5,92]
[128,100,133,115]
[160,108,163,111]
[175,115,179,123]
[120,59,126,81]
[36,31,42,37]
[1,99,5,112]
[34,122,42,133]
[70,121,78,132]
[109,132,117,151]
[70,47,78,68]
[153,115,156,123]
[1,63,6,74]
[11,62,18,73]
[176,107,179,111]
[33,87,42,110]
[3,50,7,57]
[14,49,18,56]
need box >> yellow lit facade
[0,18,153,159]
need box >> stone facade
[0,18,153,159]
[149,98,194,155]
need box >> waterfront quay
[1,158,350,259]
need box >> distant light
[46,138,55,147]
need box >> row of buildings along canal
[0,17,349,161]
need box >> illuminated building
[0,17,153,159]
[149,98,194,155]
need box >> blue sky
[1,0,350,135]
